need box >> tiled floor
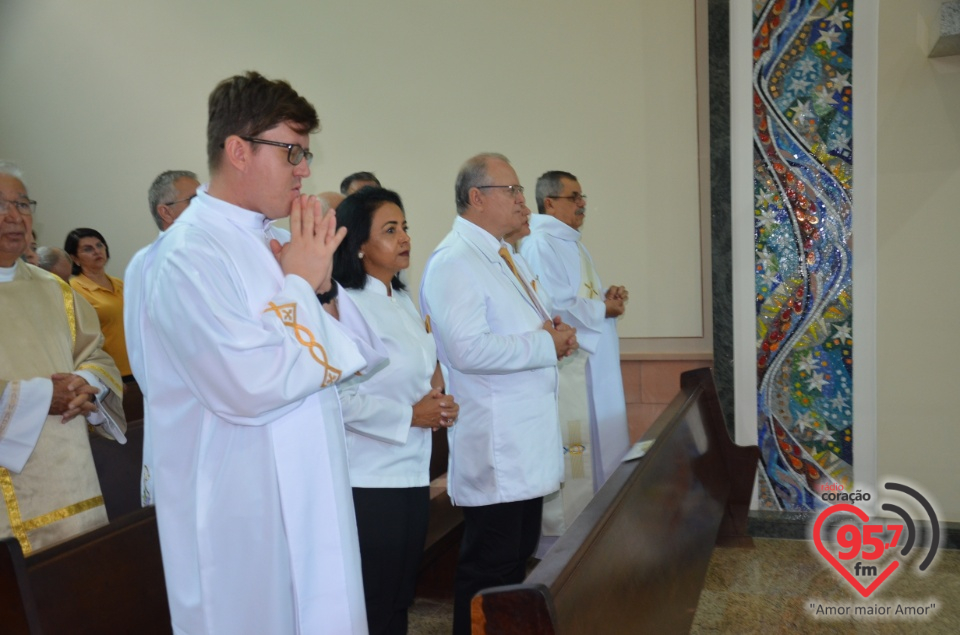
[691,538,960,634]
[409,539,960,634]
[408,597,454,635]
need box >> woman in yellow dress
[65,227,132,381]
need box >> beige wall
[0,0,706,342]
[876,1,960,521]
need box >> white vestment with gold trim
[0,262,125,554]
[128,186,384,635]
[520,214,631,539]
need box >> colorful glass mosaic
[753,0,854,511]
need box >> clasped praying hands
[545,316,578,359]
[270,194,347,293]
[412,387,460,432]
[604,285,629,318]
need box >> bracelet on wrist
[317,284,339,304]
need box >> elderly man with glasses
[519,170,631,555]
[0,160,126,555]
[124,72,385,635]
[420,153,578,635]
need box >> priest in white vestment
[520,170,631,551]
[1,162,126,555]
[124,169,199,507]
[125,73,382,635]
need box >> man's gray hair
[454,153,510,215]
[0,160,26,184]
[36,246,69,270]
[148,170,198,230]
[535,170,578,214]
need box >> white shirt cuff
[0,378,53,473]
[73,370,108,401]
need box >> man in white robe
[1,161,126,555]
[421,153,578,635]
[124,169,199,506]
[125,73,381,635]
[520,170,631,550]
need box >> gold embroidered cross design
[265,302,342,387]
[584,281,600,299]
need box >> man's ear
[469,186,484,212]
[222,135,248,172]
[157,204,175,227]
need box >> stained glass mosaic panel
[752,0,854,511]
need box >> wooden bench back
[1,506,170,635]
[472,368,760,634]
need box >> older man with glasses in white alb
[519,170,631,556]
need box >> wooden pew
[0,506,170,635]
[122,380,144,424]
[430,426,450,482]
[1,416,463,633]
[89,418,145,520]
[417,429,465,599]
[471,368,760,634]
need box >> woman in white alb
[331,186,459,635]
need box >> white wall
[876,1,960,521]
[0,0,705,340]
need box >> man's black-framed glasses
[0,197,37,217]
[477,184,525,198]
[547,192,587,204]
[240,136,314,167]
